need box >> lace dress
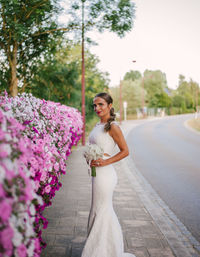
[81,122,136,257]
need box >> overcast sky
[88,0,200,89]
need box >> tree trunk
[9,43,18,96]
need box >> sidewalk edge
[121,156,200,257]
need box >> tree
[65,0,135,144]
[27,42,109,119]
[123,70,142,81]
[155,92,171,108]
[177,75,195,109]
[110,79,144,116]
[66,0,135,38]
[143,70,168,107]
[0,0,66,96]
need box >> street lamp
[81,0,85,145]
[195,86,199,119]
[141,77,145,117]
[119,79,122,124]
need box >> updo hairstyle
[94,92,116,132]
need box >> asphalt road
[126,114,200,242]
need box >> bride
[81,92,136,257]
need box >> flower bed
[0,92,83,256]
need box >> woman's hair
[94,92,116,132]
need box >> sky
[86,0,200,89]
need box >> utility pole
[119,80,122,124]
[81,0,85,145]
[141,77,145,118]
[195,86,199,119]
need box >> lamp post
[119,79,122,124]
[195,86,199,119]
[141,77,145,117]
[81,0,85,145]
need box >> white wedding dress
[81,122,136,257]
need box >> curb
[119,119,200,257]
[122,157,200,257]
[184,119,200,135]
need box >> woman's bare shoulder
[109,121,122,136]
[110,121,119,127]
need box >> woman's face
[93,97,112,118]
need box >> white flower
[1,143,12,155]
[27,240,34,257]
[84,144,104,162]
[2,158,14,171]
[29,204,36,216]
[5,133,12,141]
[25,222,35,237]
[0,165,5,182]
[12,227,23,247]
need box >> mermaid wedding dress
[81,122,136,257]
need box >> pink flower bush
[0,106,42,257]
[0,91,83,256]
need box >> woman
[81,92,136,257]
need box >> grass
[187,117,200,132]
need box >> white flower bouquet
[84,144,104,177]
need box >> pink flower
[40,171,47,182]
[0,184,5,197]
[17,244,27,257]
[44,185,51,193]
[18,138,27,153]
[54,163,59,171]
[5,169,16,180]
[29,157,38,169]
[0,130,5,140]
[0,200,12,222]
[24,181,34,201]
[34,238,40,250]
[0,226,14,254]
[34,180,40,191]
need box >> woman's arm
[91,123,129,167]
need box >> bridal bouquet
[84,144,104,177]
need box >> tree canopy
[66,0,135,37]
[123,70,142,81]
[27,41,109,119]
[0,0,66,96]
[0,0,136,96]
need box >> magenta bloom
[17,244,27,257]
[0,200,12,222]
[32,126,39,134]
[23,120,33,125]
[0,226,14,254]
[0,91,83,255]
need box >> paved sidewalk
[41,119,200,257]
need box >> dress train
[81,157,136,257]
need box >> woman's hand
[91,158,107,167]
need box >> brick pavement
[41,119,200,257]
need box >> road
[126,114,200,242]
